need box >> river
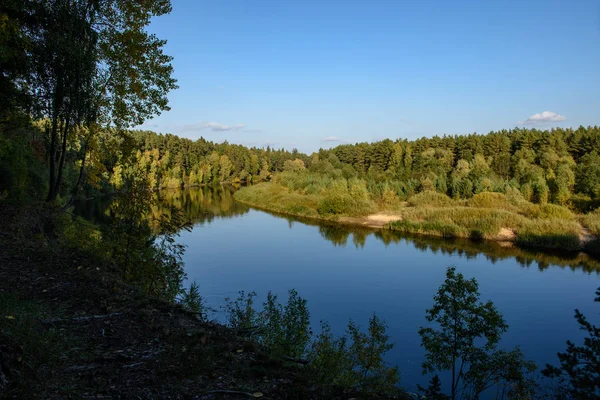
[75,186,600,393]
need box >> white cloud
[520,111,567,125]
[321,136,343,142]
[182,122,245,132]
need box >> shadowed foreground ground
[0,205,393,399]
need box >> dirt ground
[0,205,343,399]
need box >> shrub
[516,219,582,251]
[515,233,581,251]
[537,204,575,220]
[569,193,600,213]
[224,291,258,330]
[317,193,354,215]
[582,209,600,236]
[468,192,513,211]
[308,315,400,396]
[407,191,454,207]
[258,290,311,358]
[179,281,205,316]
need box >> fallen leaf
[252,393,263,398]
[5,315,15,320]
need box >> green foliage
[583,209,600,236]
[224,290,258,331]
[179,281,205,316]
[389,207,524,240]
[308,315,400,396]
[346,314,400,394]
[467,192,513,211]
[576,151,600,199]
[308,321,353,388]
[408,191,454,207]
[101,169,192,301]
[543,287,600,399]
[257,290,311,358]
[317,193,355,215]
[516,219,581,251]
[419,267,536,400]
[224,290,311,358]
[537,204,575,220]
[0,125,48,203]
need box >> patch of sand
[580,227,594,244]
[364,213,402,226]
[496,228,516,241]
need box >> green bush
[468,192,514,211]
[308,315,400,396]
[224,290,258,331]
[0,128,48,203]
[516,233,581,251]
[407,191,454,208]
[317,193,354,215]
[516,219,582,251]
[258,290,311,358]
[582,209,600,236]
[537,204,575,220]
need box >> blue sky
[139,0,600,153]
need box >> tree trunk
[46,115,59,202]
[65,139,87,207]
[54,114,71,199]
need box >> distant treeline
[123,126,600,207]
[112,130,310,189]
[313,126,600,206]
[2,123,600,208]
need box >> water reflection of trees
[77,188,600,274]
[154,187,249,226]
[285,215,600,274]
[74,186,250,226]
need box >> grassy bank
[235,183,598,253]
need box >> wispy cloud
[182,122,245,132]
[520,111,567,125]
[321,136,344,142]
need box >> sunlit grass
[236,182,595,252]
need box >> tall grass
[515,219,582,251]
[582,208,600,236]
[389,207,525,240]
[407,191,454,208]
[239,173,376,218]
[235,179,596,253]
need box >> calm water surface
[77,187,600,392]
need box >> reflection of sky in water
[76,188,600,394]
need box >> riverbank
[234,183,600,254]
[0,205,405,399]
